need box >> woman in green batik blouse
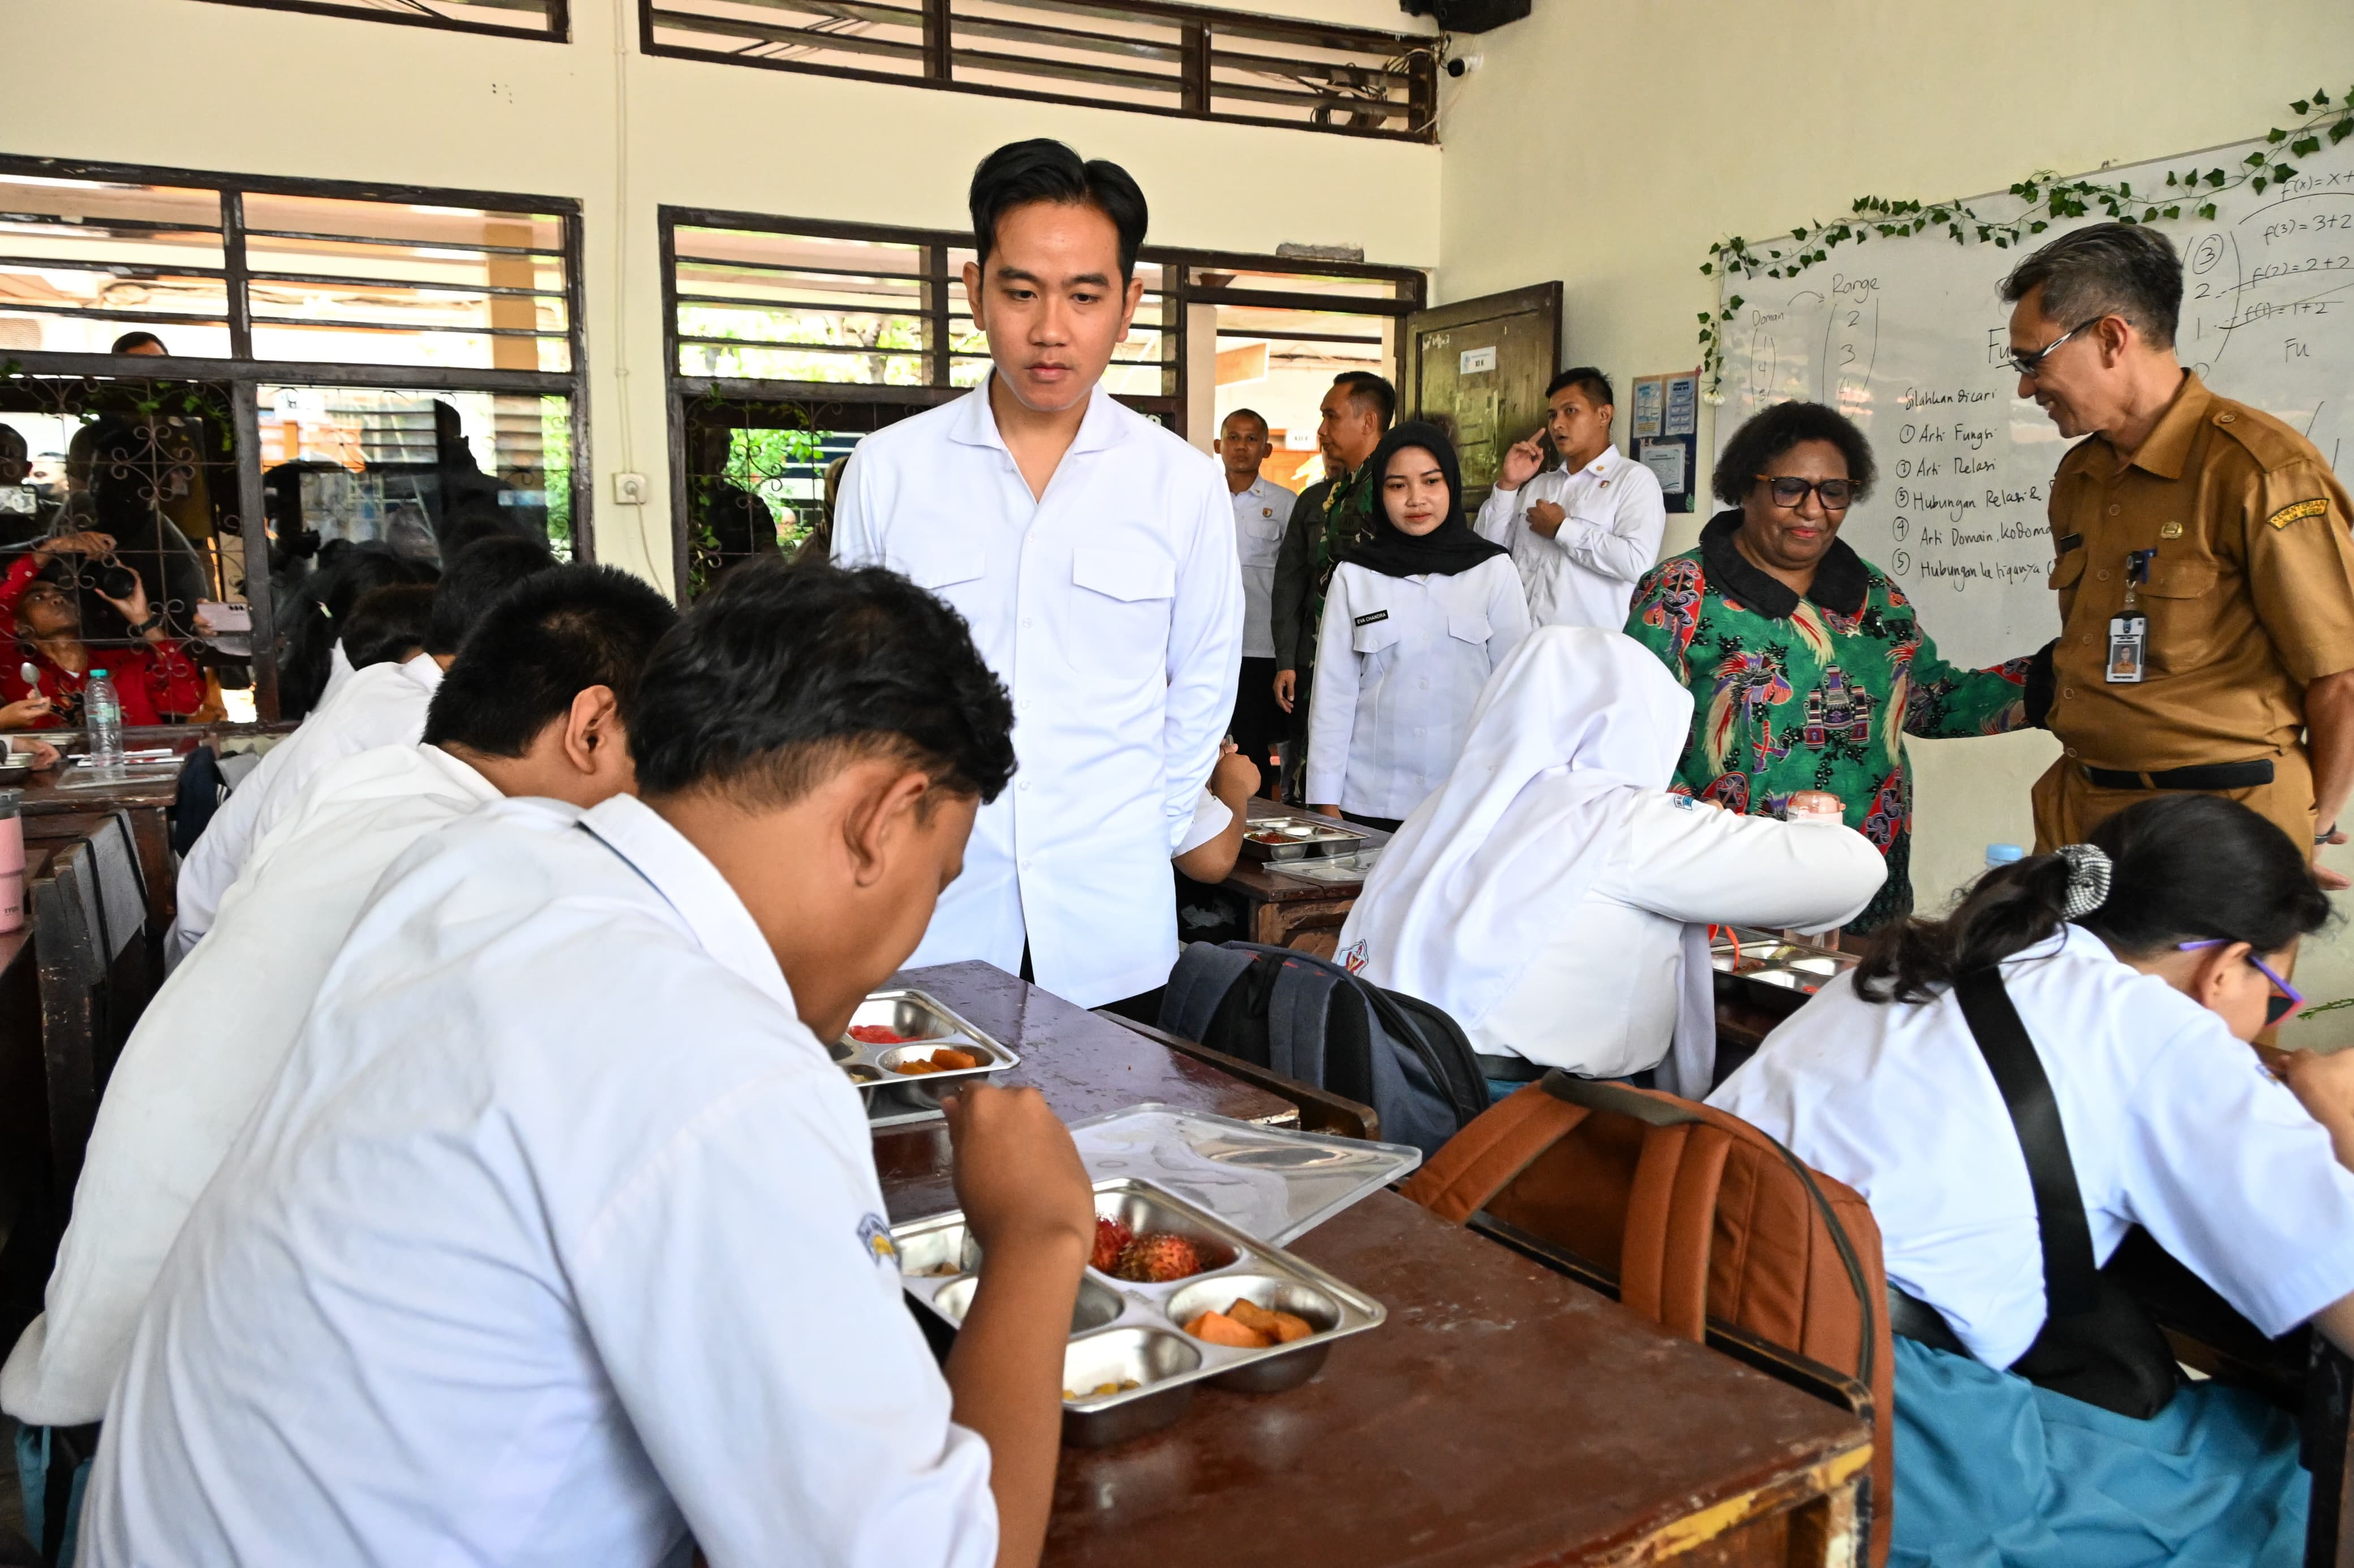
[1623,401,2036,934]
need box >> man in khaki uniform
[2003,223,2354,889]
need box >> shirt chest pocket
[1447,607,1492,646]
[2049,544,2086,618]
[2137,556,2222,676]
[1351,612,1403,657]
[1068,547,1176,677]
[1240,508,1286,566]
[908,544,987,596]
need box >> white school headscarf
[1340,626,1717,1093]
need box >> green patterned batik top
[1623,511,2034,933]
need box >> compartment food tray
[835,987,1019,1112]
[1239,811,1371,862]
[895,1176,1384,1446]
[1708,925,1856,1008]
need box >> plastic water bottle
[1986,843,2026,869]
[0,788,23,935]
[84,669,125,777]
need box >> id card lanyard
[2106,549,2156,684]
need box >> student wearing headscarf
[1338,627,1885,1098]
[1305,421,1531,831]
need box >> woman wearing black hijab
[1305,420,1533,830]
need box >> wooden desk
[1217,799,1392,951]
[871,961,1297,1223]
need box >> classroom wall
[1,0,1440,590]
[1434,0,2354,1035]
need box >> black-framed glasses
[2177,939,2304,1025]
[1755,475,1857,510]
[2007,315,2106,378]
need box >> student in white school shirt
[1712,794,2354,1568]
[1,566,672,1455]
[1338,626,1883,1101]
[84,562,1095,1568]
[1307,421,1530,832]
[831,139,1240,1012]
[1474,367,1666,629]
[167,532,555,961]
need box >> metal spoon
[17,661,35,690]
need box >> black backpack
[1159,941,1489,1155]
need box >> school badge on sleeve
[2268,498,2329,530]
[858,1213,899,1269]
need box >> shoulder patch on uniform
[2269,497,2331,530]
[858,1213,898,1268]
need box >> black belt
[1476,1053,1550,1084]
[1887,1285,1971,1358]
[2083,759,2274,792]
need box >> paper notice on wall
[1665,372,1699,437]
[1631,376,1665,439]
[1638,439,1687,495]
[1458,344,1497,375]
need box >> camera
[1444,52,1483,78]
[97,559,140,603]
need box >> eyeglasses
[1755,475,1857,510]
[2177,940,2304,1025]
[2007,315,2107,379]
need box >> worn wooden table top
[871,960,1297,1223]
[1040,1191,1868,1568]
[1218,797,1392,905]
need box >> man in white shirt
[167,532,556,960]
[1475,367,1667,629]
[832,139,1240,1009]
[85,561,1096,1568]
[2,565,673,1438]
[1219,407,1290,773]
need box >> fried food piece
[929,1046,982,1071]
[1184,1309,1271,1350]
[1268,1311,1314,1343]
[1114,1234,1202,1283]
[1226,1298,1316,1344]
[1092,1217,1135,1274]
[891,1058,944,1076]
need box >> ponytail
[1856,793,2330,1004]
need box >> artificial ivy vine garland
[1695,85,2354,401]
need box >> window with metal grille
[641,0,1437,141]
[1,157,588,724]
[184,0,564,39]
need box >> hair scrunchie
[2055,843,2113,921]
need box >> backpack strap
[1160,941,1261,1046]
[1951,968,2100,1317]
[1265,953,1342,1084]
[1397,1082,1597,1223]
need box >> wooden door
[1401,282,1561,510]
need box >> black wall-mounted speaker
[1398,0,1532,32]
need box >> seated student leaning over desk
[1712,793,2354,1568]
[167,532,555,962]
[1339,626,1884,1100]
[1172,739,1262,885]
[82,560,1098,1568]
[0,565,673,1453]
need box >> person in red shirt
[2,530,204,731]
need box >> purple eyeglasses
[2177,940,2303,1025]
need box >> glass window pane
[0,176,228,354]
[196,0,556,32]
[675,227,931,383]
[647,0,929,77]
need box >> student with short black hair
[277,543,440,719]
[833,139,1240,1010]
[84,560,1092,1568]
[6,566,675,1530]
[1477,364,1666,629]
[171,532,557,959]
[1712,793,2354,1567]
[337,582,436,675]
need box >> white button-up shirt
[86,794,995,1568]
[833,378,1242,1006]
[1306,556,1531,819]
[1,743,499,1428]
[168,651,445,960]
[1476,797,1883,1078]
[1474,446,1666,629]
[1712,924,2354,1369]
[1230,474,1291,660]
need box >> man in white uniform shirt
[1475,367,1667,629]
[167,532,555,960]
[833,139,1240,1009]
[85,561,1096,1568]
[2,566,671,1447]
[1221,407,1291,773]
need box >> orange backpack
[1401,1073,1894,1567]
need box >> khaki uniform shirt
[2046,371,2354,772]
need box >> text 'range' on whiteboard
[1716,132,2354,669]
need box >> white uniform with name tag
[85,794,996,1568]
[1474,446,1667,630]
[1306,555,1531,819]
[832,379,1242,1006]
[1231,474,1289,660]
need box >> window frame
[658,204,1424,596]
[0,154,592,721]
[640,0,1438,143]
[181,0,568,42]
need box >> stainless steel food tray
[1239,812,1371,862]
[1708,926,1855,1009]
[835,988,1019,1116]
[895,1176,1385,1447]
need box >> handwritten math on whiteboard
[1715,132,2354,669]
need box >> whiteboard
[1715,133,2354,668]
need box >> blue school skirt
[1891,1335,2308,1567]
